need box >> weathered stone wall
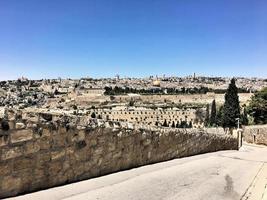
[112,93,253,105]
[0,112,238,198]
[243,125,267,145]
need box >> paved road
[8,144,267,200]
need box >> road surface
[8,143,267,200]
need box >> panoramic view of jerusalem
[0,0,267,200]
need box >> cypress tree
[222,78,240,128]
[216,106,223,126]
[210,100,217,126]
[163,119,168,127]
[205,104,210,127]
[176,121,180,128]
[171,121,175,128]
[188,121,193,128]
[91,112,96,119]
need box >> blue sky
[0,0,266,80]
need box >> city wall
[0,111,238,198]
[113,93,253,105]
[243,125,267,145]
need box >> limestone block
[1,176,21,193]
[42,128,51,137]
[1,146,23,160]
[36,152,51,166]
[0,136,8,147]
[38,138,51,150]
[10,130,33,143]
[24,141,40,155]
[0,161,12,176]
[51,149,66,160]
[13,157,35,171]
[8,121,15,130]
[48,161,62,175]
[51,135,65,149]
[77,126,86,130]
[15,122,26,130]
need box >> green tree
[91,112,96,119]
[129,98,135,107]
[222,78,240,128]
[204,104,210,127]
[171,121,175,128]
[188,121,193,128]
[248,87,267,124]
[180,121,187,128]
[216,106,223,126]
[241,107,249,125]
[210,100,217,126]
[163,119,168,127]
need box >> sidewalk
[242,163,267,200]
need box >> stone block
[13,157,35,171]
[10,130,33,144]
[8,121,15,130]
[36,152,51,166]
[0,161,12,176]
[15,122,26,130]
[0,136,8,147]
[24,141,40,155]
[1,175,21,193]
[1,146,23,160]
[48,161,62,175]
[51,149,66,160]
[42,128,51,137]
[51,134,66,149]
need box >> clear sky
[0,0,266,80]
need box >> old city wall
[243,125,267,145]
[0,113,238,198]
[113,93,252,105]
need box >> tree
[248,87,267,124]
[204,104,210,127]
[176,121,180,128]
[196,108,205,124]
[210,100,217,126]
[241,107,249,125]
[171,121,175,128]
[91,112,96,118]
[222,78,240,128]
[216,106,223,126]
[163,119,168,127]
[180,121,187,128]
[188,121,193,128]
[129,98,135,107]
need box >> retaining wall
[0,112,238,198]
[243,125,267,145]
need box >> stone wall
[243,125,267,145]
[0,112,238,198]
[88,108,201,128]
[112,93,253,105]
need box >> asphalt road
[8,144,267,200]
